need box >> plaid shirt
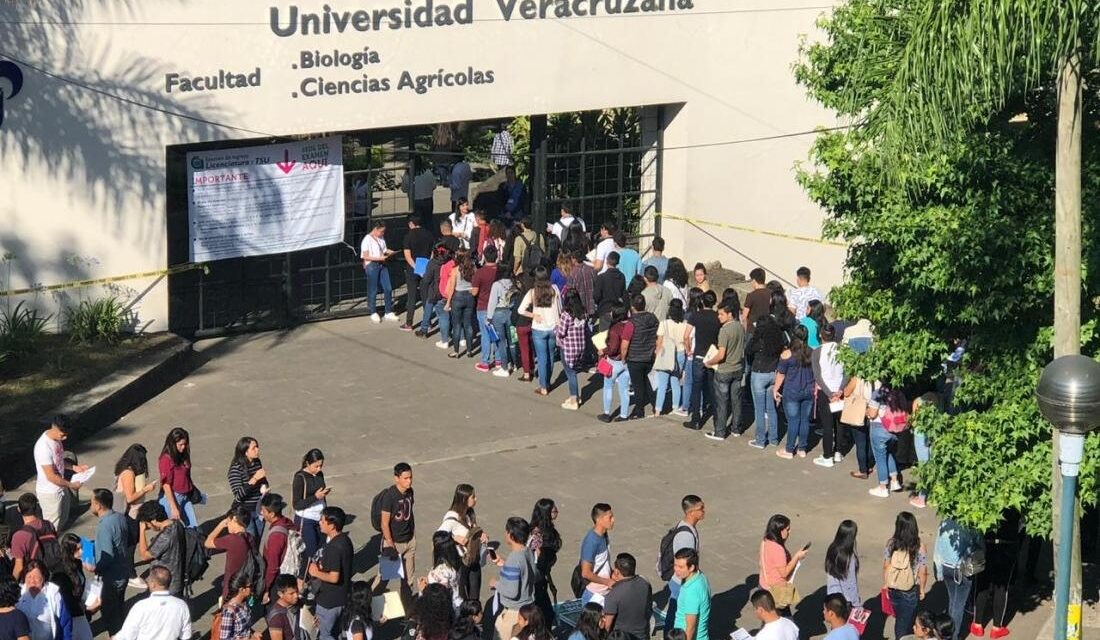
[219,601,252,640]
[491,130,514,166]
[555,311,588,368]
[566,262,597,316]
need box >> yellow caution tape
[660,213,848,248]
[0,263,208,297]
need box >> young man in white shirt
[114,566,192,640]
[32,415,84,530]
[751,589,799,640]
[360,221,399,323]
[548,203,586,244]
[787,266,824,321]
[592,223,617,273]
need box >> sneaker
[475,362,491,373]
[849,471,870,480]
[748,440,766,450]
[492,368,510,378]
[909,495,927,509]
[383,312,400,322]
[813,456,835,468]
[682,421,701,431]
[435,340,449,349]
[370,313,382,323]
[889,478,903,492]
[561,398,579,411]
[833,452,844,463]
[730,429,742,437]
[597,413,613,423]
[399,323,413,332]
[414,329,426,337]
[989,628,1010,639]
[460,339,467,348]
[493,360,502,368]
[672,408,689,417]
[868,485,890,498]
[970,624,985,638]
[128,577,147,590]
[796,450,807,458]
[776,450,794,460]
[704,431,727,441]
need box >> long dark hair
[789,324,813,366]
[530,498,561,552]
[455,249,476,283]
[533,267,554,308]
[301,448,324,470]
[449,484,477,525]
[764,514,792,561]
[563,288,585,319]
[825,520,859,581]
[231,436,256,471]
[161,427,190,465]
[432,530,462,572]
[114,443,148,477]
[807,299,827,325]
[888,511,922,561]
[516,603,552,640]
[667,299,685,323]
[58,533,85,593]
[686,287,704,313]
[340,581,374,637]
[414,583,455,639]
[915,611,954,639]
[450,599,482,640]
[666,258,689,289]
[574,603,604,640]
[721,288,741,316]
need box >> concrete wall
[0,0,843,331]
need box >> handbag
[759,545,801,609]
[210,610,224,640]
[960,548,986,578]
[880,588,895,616]
[840,378,869,427]
[598,357,614,378]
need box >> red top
[606,320,633,360]
[215,532,254,599]
[472,264,498,311]
[262,516,297,592]
[158,453,193,495]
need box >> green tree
[794,0,1100,538]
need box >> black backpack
[236,544,264,594]
[518,233,546,274]
[176,524,210,596]
[21,521,64,574]
[657,524,696,582]
[370,489,387,532]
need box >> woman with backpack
[259,493,299,603]
[773,324,815,459]
[528,499,561,626]
[437,484,486,602]
[557,289,588,410]
[597,301,632,423]
[157,427,203,528]
[824,520,860,608]
[292,449,330,566]
[486,264,517,378]
[446,249,478,359]
[216,572,256,640]
[227,436,268,540]
[883,511,928,639]
[518,267,561,396]
[868,386,909,498]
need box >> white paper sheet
[71,467,96,484]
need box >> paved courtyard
[31,316,1057,639]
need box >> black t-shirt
[404,228,435,259]
[441,236,461,253]
[689,310,721,357]
[315,532,354,609]
[0,609,31,640]
[379,486,415,543]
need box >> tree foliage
[794,0,1100,535]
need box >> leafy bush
[66,297,126,344]
[0,301,51,362]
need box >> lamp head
[1037,355,1100,435]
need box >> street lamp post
[1037,355,1100,640]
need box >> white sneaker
[127,577,147,590]
[383,312,400,322]
[813,456,835,468]
[833,452,844,463]
[492,368,510,378]
[435,340,449,349]
[370,313,382,323]
[460,339,467,348]
[561,398,579,410]
[890,478,903,492]
[672,408,689,417]
[869,485,890,498]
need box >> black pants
[627,359,654,417]
[405,269,422,326]
[415,197,434,229]
[975,542,1017,627]
[460,562,482,602]
[817,388,846,457]
[100,579,128,635]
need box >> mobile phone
[801,541,812,552]
[487,548,499,561]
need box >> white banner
[186,135,345,262]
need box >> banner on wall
[186,135,345,262]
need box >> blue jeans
[450,291,475,354]
[563,360,580,397]
[680,355,693,412]
[941,565,972,640]
[159,491,204,528]
[296,516,323,566]
[654,355,684,413]
[783,389,813,453]
[602,359,630,418]
[477,310,495,365]
[870,423,899,484]
[888,587,919,639]
[750,371,779,445]
[491,309,513,369]
[914,431,930,498]
[364,263,393,315]
[419,297,437,333]
[316,604,344,640]
[851,422,873,474]
[532,329,556,389]
[431,299,450,342]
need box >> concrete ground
[30,315,1062,639]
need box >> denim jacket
[933,518,984,579]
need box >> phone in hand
[801,541,812,552]
[486,548,499,562]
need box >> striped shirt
[227,458,266,511]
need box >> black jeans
[975,542,1017,627]
[100,578,128,635]
[712,369,742,437]
[626,359,654,417]
[690,358,714,423]
[414,197,434,228]
[460,562,482,602]
[849,421,873,473]
[405,269,422,326]
[817,388,845,457]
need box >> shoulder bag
[759,544,801,610]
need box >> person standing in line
[934,517,983,640]
[113,444,154,589]
[591,224,617,273]
[512,274,536,382]
[640,266,669,321]
[787,266,823,321]
[801,300,827,348]
[215,572,256,640]
[671,549,709,640]
[428,245,457,348]
[90,488,129,638]
[556,289,588,411]
[868,386,909,497]
[339,582,375,640]
[111,567,191,640]
[203,507,254,602]
[491,124,514,170]
[449,199,476,251]
[773,325,816,459]
[566,250,597,318]
[579,504,615,606]
[158,427,203,528]
[135,503,185,596]
[528,499,561,627]
[32,415,83,531]
[0,579,31,640]
[882,511,928,639]
[597,302,633,423]
[374,463,416,591]
[510,217,543,277]
[491,518,537,640]
[310,507,354,640]
[258,493,297,602]
[661,496,704,639]
[421,531,464,611]
[9,495,54,581]
[438,219,461,253]
[450,154,472,212]
[972,512,1020,639]
[613,233,642,281]
[402,214,436,333]
[16,561,70,640]
[642,237,669,283]
[663,259,690,306]
[749,590,798,640]
[227,436,268,540]
[682,290,720,431]
[518,267,561,396]
[705,300,745,440]
[653,300,688,417]
[741,268,770,330]
[593,252,626,332]
[821,594,859,640]
[824,520,860,609]
[623,295,659,419]
[472,246,502,373]
[55,533,92,640]
[812,324,848,467]
[548,203,586,245]
[599,553,651,640]
[361,221,399,323]
[486,263,517,378]
[445,250,478,359]
[292,449,329,566]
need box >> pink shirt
[759,540,789,588]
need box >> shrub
[66,297,125,344]
[0,301,51,361]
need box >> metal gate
[167,114,662,337]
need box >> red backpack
[439,260,455,298]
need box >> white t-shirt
[33,432,64,495]
[549,215,586,241]
[520,287,561,331]
[438,510,472,555]
[755,617,799,640]
[594,237,616,273]
[449,212,476,249]
[664,280,686,305]
[360,234,387,259]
